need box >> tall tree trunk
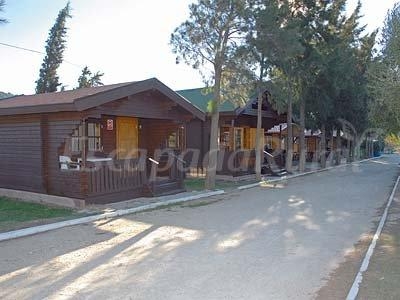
[346,138,351,163]
[299,97,306,173]
[370,137,374,157]
[255,60,265,181]
[285,84,293,172]
[353,134,360,161]
[335,128,341,165]
[205,67,221,190]
[329,130,334,166]
[255,88,263,181]
[320,124,326,168]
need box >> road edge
[346,175,400,300]
[237,156,383,190]
[0,189,225,242]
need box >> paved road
[0,156,399,300]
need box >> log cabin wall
[0,115,44,192]
[139,119,181,158]
[0,79,205,203]
[187,114,276,172]
[101,115,117,156]
[46,113,84,198]
[185,119,208,169]
[88,90,193,122]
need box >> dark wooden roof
[0,78,205,120]
[236,90,283,119]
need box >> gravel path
[0,155,398,300]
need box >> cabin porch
[59,116,187,204]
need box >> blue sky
[0,0,398,95]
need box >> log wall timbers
[40,115,49,193]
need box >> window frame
[71,120,103,154]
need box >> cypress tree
[35,2,71,94]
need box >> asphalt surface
[0,155,398,300]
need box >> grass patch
[0,197,79,232]
[184,178,207,191]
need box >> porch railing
[85,158,147,196]
[148,151,185,190]
[217,150,256,176]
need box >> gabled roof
[177,87,283,121]
[0,78,205,120]
[176,88,237,113]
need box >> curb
[0,190,225,243]
[237,156,384,190]
[346,175,400,300]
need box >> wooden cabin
[266,124,323,162]
[177,88,285,177]
[0,78,204,205]
[266,124,348,162]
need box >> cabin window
[166,126,185,150]
[168,132,177,148]
[71,122,102,153]
[219,126,248,151]
[71,125,84,152]
[220,127,231,150]
[88,123,102,152]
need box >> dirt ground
[316,175,400,300]
[0,156,399,300]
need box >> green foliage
[298,1,374,133]
[77,66,104,88]
[252,0,304,80]
[385,133,400,151]
[171,0,254,188]
[369,3,400,134]
[170,0,253,107]
[0,0,7,24]
[35,2,71,94]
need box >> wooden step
[151,181,185,197]
[261,165,288,177]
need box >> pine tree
[305,1,374,163]
[35,2,71,94]
[77,66,104,88]
[171,0,251,189]
[369,2,400,134]
[251,0,304,172]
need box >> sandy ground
[317,165,400,300]
[0,155,399,300]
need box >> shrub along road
[0,155,398,299]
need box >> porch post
[82,119,88,169]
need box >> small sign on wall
[106,119,114,130]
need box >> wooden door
[244,127,257,149]
[116,117,138,159]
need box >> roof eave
[73,78,205,121]
[0,103,75,116]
